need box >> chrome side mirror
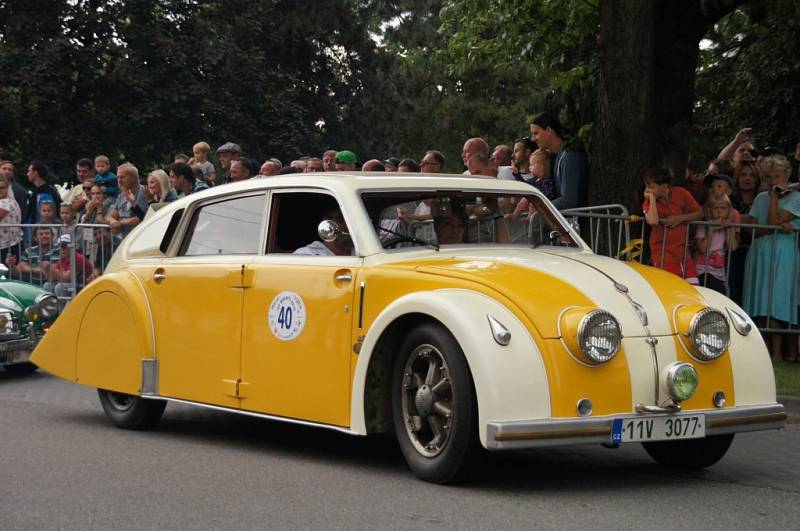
[318,220,341,242]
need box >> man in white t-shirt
[497,138,535,182]
[294,208,354,256]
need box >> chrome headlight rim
[689,308,730,361]
[577,309,622,364]
[34,293,59,320]
[665,362,699,402]
[0,309,16,336]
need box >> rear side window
[180,195,265,256]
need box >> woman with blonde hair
[743,155,800,361]
[130,169,178,221]
[148,169,177,204]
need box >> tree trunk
[590,0,738,212]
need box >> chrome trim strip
[141,395,357,435]
[486,404,785,450]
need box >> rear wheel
[3,362,38,374]
[642,434,735,469]
[392,323,481,484]
[97,389,166,430]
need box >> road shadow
[57,401,714,490]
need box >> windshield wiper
[378,225,440,251]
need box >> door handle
[334,269,353,286]
[153,269,166,283]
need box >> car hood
[0,279,47,314]
[395,248,708,339]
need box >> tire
[3,362,39,374]
[642,433,735,469]
[97,389,167,430]
[391,322,482,484]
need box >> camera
[772,183,799,195]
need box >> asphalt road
[2,371,798,531]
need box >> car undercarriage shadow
[59,401,713,490]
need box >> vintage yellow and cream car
[31,174,785,483]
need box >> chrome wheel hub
[107,392,135,411]
[401,344,453,457]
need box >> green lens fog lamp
[665,362,699,402]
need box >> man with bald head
[361,159,385,172]
[260,160,280,177]
[461,138,490,173]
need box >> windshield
[361,191,580,250]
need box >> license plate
[611,414,705,443]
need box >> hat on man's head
[216,142,242,155]
[57,233,72,247]
[703,173,734,190]
[384,157,401,167]
[335,150,357,164]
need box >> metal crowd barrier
[0,223,116,309]
[554,207,800,336]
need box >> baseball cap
[216,142,242,155]
[703,173,734,189]
[335,150,357,164]
[57,233,72,247]
[384,157,401,168]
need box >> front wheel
[392,323,482,484]
[642,433,735,469]
[97,389,166,430]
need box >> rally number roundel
[268,291,306,341]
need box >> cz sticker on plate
[611,414,706,443]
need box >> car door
[239,191,360,427]
[131,193,267,408]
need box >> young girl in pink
[695,192,739,294]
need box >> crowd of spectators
[1,117,799,359]
[643,128,800,361]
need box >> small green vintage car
[0,268,60,373]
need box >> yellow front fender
[31,270,155,395]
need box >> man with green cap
[334,150,357,171]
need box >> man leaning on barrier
[5,226,60,286]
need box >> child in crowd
[93,155,118,198]
[39,200,58,224]
[642,167,704,283]
[743,155,800,361]
[527,149,556,200]
[695,192,739,294]
[506,149,557,221]
[192,141,217,185]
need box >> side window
[267,192,342,254]
[180,195,265,256]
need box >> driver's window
[267,192,349,255]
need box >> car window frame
[264,187,362,258]
[166,190,270,259]
[357,186,588,253]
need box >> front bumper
[486,404,787,450]
[0,336,37,364]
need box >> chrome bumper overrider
[486,404,787,450]
[0,337,36,363]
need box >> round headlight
[689,308,729,361]
[665,362,699,402]
[35,293,59,320]
[577,310,622,363]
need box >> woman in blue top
[742,156,800,361]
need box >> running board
[140,395,357,436]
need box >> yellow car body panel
[128,261,245,408]
[30,271,153,395]
[628,262,736,408]
[239,260,359,427]
[356,258,634,418]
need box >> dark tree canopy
[0,0,797,205]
